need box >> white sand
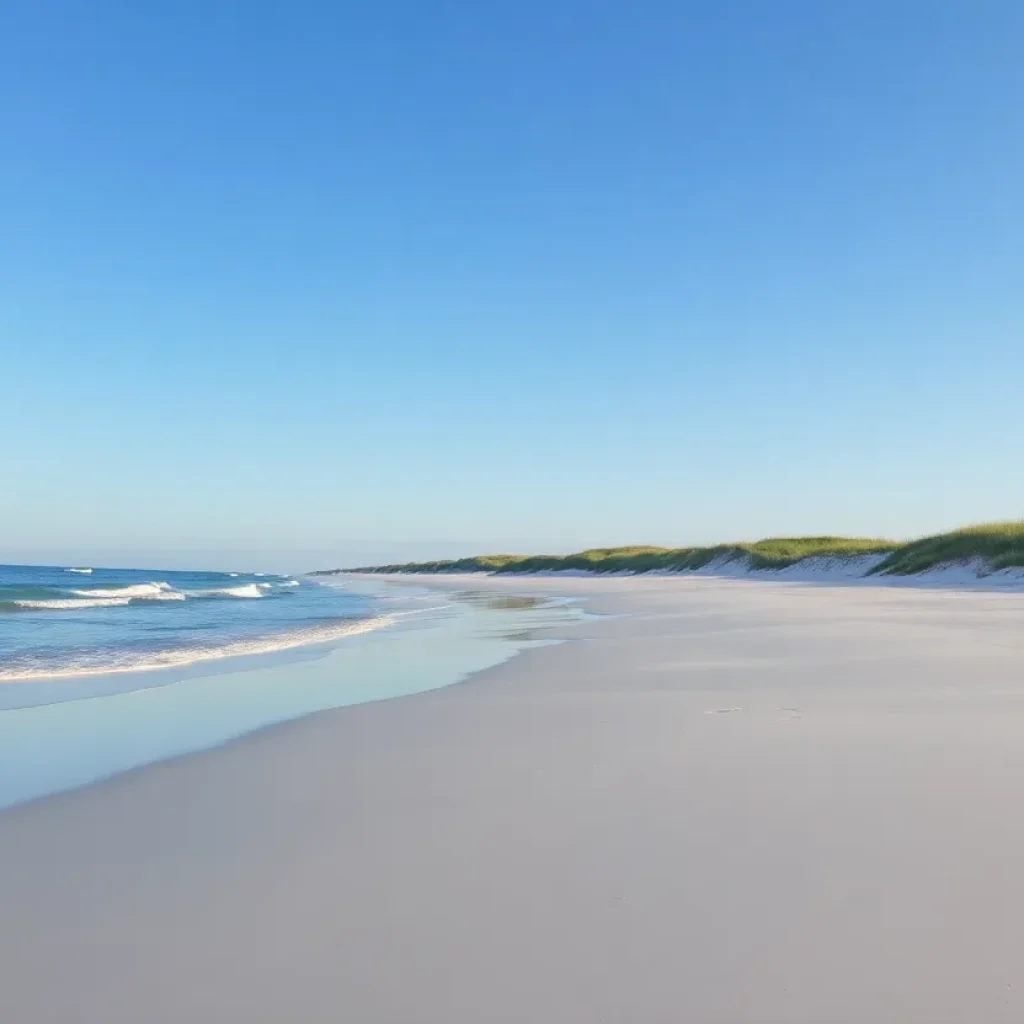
[4,574,1024,1022]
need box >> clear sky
[2,1,1022,570]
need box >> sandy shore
[4,574,1024,1022]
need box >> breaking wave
[4,579,302,612]
[70,581,185,601]
[14,596,133,610]
[0,564,379,685]
[188,583,268,599]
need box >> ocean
[0,566,586,809]
[0,563,381,681]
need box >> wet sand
[4,575,1024,1022]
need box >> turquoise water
[0,576,584,809]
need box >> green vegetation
[318,536,898,576]
[870,521,1024,575]
[310,522,1024,578]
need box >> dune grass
[315,522,1024,578]
[313,522,1024,577]
[870,521,1024,575]
[326,536,898,576]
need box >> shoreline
[5,574,1024,1020]
[333,556,1024,591]
[0,614,396,683]
[0,583,587,811]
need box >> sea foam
[189,584,268,599]
[70,582,185,601]
[0,616,394,681]
[16,596,133,610]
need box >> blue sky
[2,1,1022,569]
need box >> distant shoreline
[316,520,1024,581]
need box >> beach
[4,573,1024,1022]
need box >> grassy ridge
[869,521,1024,575]
[326,536,897,575]
[315,522,1024,577]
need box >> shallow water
[0,579,585,810]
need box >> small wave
[70,582,185,601]
[186,584,267,599]
[15,596,133,610]
[16,581,282,607]
[65,567,93,574]
[281,580,300,587]
[0,616,395,681]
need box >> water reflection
[451,592,548,610]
